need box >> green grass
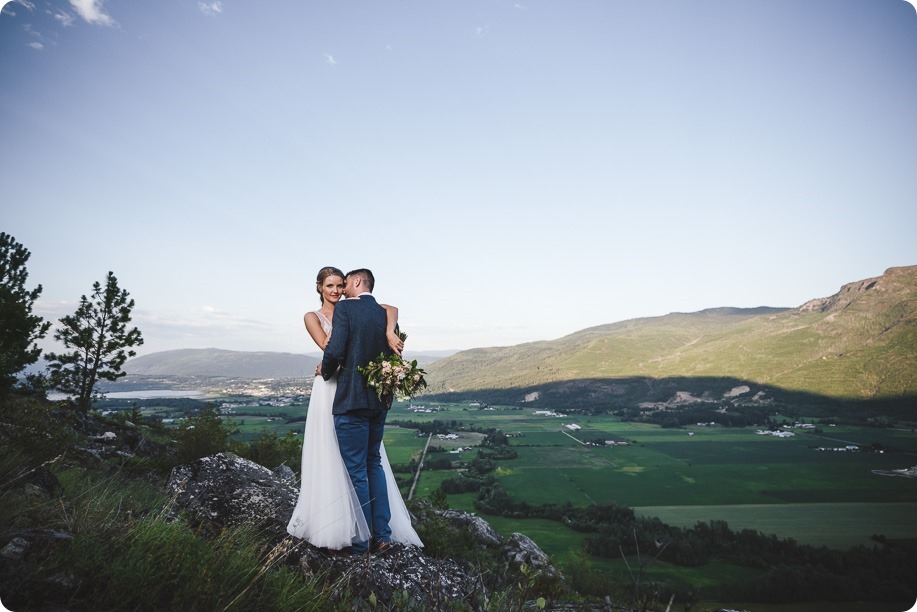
[408,469,457,502]
[65,517,326,611]
[482,515,590,563]
[381,425,427,464]
[511,430,585,446]
[2,463,328,611]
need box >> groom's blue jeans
[334,411,391,552]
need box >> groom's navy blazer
[322,294,392,416]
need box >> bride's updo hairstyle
[315,266,345,304]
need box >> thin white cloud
[2,0,33,16]
[324,53,337,67]
[514,3,528,9]
[68,0,115,27]
[23,18,53,48]
[475,24,489,38]
[2,0,35,16]
[199,2,222,16]
[54,10,75,26]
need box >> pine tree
[0,232,51,396]
[46,271,143,410]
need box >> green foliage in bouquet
[359,331,427,402]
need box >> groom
[321,268,392,554]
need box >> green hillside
[425,266,916,401]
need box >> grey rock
[296,542,482,607]
[167,452,298,535]
[45,572,76,590]
[504,532,565,581]
[22,466,62,498]
[435,509,502,546]
[274,464,297,487]
[23,483,50,500]
[1,537,30,560]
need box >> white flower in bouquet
[358,331,427,402]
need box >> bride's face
[321,275,345,304]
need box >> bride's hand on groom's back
[387,331,404,356]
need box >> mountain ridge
[424,266,916,400]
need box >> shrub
[239,430,302,472]
[176,405,232,462]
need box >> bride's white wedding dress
[286,311,423,549]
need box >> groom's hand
[315,363,322,376]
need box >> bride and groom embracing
[286,267,423,554]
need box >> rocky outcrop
[435,508,502,545]
[504,532,564,581]
[166,452,565,608]
[167,452,297,536]
[54,407,175,465]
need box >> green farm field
[391,403,917,610]
[387,403,917,550]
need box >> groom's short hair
[346,268,375,292]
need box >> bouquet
[359,332,428,403]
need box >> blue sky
[2,0,916,356]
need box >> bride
[286,266,423,551]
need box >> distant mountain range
[120,267,915,405]
[424,265,916,402]
[125,349,318,379]
[124,348,455,379]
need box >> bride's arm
[382,304,403,355]
[304,312,330,350]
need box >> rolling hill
[124,349,319,379]
[424,266,917,401]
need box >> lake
[48,389,210,400]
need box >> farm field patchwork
[400,405,917,552]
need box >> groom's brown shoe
[371,541,393,554]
